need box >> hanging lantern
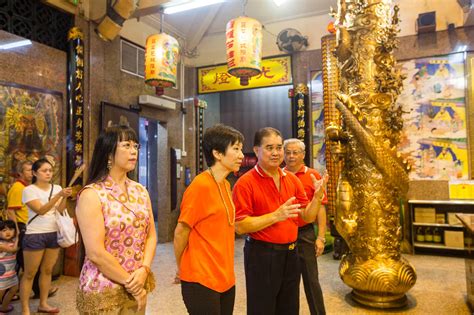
[226,16,262,86]
[145,33,180,95]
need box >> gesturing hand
[310,174,326,201]
[60,187,73,198]
[274,197,301,222]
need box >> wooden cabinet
[409,200,474,254]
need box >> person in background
[0,220,19,314]
[283,138,328,315]
[6,161,58,302]
[232,127,325,315]
[76,125,156,314]
[174,124,244,315]
[20,158,72,314]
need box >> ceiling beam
[185,4,222,50]
[133,0,171,18]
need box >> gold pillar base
[351,290,408,309]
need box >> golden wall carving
[327,0,417,308]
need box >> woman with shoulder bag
[76,125,157,314]
[20,158,72,314]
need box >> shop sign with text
[198,55,292,94]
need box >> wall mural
[397,53,468,180]
[0,82,63,183]
[310,70,326,173]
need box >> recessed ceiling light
[163,0,226,15]
[0,39,32,50]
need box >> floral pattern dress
[76,177,155,313]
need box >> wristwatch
[317,236,326,243]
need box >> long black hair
[87,125,138,185]
[31,158,53,184]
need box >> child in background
[0,220,18,314]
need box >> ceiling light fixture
[0,39,32,50]
[163,0,226,15]
[273,0,287,6]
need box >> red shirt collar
[255,164,287,178]
[282,164,307,175]
[16,179,29,186]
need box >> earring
[107,159,112,170]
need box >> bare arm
[25,193,63,215]
[76,188,130,285]
[317,205,327,238]
[124,194,157,295]
[300,174,325,223]
[56,195,68,212]
[26,187,72,215]
[315,205,327,256]
[0,242,17,253]
[6,209,17,223]
[235,197,301,235]
[142,194,157,270]
[174,222,191,273]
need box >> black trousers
[181,281,235,315]
[297,225,326,315]
[244,239,300,315]
[17,222,40,296]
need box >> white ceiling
[141,0,336,43]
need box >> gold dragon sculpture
[327,0,417,308]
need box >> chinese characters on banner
[67,27,84,184]
[198,55,292,94]
[292,84,310,166]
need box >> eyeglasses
[118,142,140,150]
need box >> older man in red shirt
[233,127,325,315]
[283,138,327,315]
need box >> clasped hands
[125,266,149,310]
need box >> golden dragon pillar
[327,0,417,308]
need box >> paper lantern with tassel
[226,16,262,86]
[145,33,180,95]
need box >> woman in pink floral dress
[76,126,156,314]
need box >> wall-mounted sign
[198,55,292,94]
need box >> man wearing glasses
[283,138,327,315]
[233,127,325,315]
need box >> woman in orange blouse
[174,124,244,315]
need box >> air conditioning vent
[138,95,176,110]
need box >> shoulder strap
[48,184,54,201]
[28,184,54,225]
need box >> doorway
[138,117,159,224]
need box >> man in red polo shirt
[283,138,327,315]
[233,127,325,315]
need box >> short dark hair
[87,125,138,185]
[0,220,17,237]
[203,124,244,167]
[31,158,53,184]
[253,127,282,147]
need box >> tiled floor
[10,238,471,314]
